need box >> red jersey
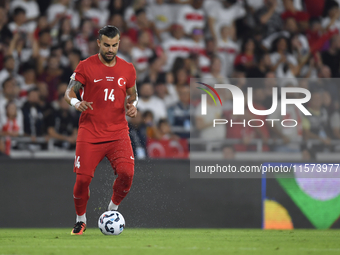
[72,55,136,143]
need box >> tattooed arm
[64,80,93,112]
[126,84,138,118]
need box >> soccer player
[64,26,138,235]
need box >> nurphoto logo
[196,82,312,128]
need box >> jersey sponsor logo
[106,76,114,81]
[94,79,103,83]
[130,156,134,160]
[118,77,127,87]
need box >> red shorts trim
[73,131,134,177]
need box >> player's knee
[116,163,134,180]
[74,174,92,194]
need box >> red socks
[73,162,134,216]
[111,162,134,205]
[73,174,92,216]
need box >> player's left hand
[126,103,137,118]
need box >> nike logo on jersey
[130,156,134,160]
[94,79,103,83]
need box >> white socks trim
[76,213,86,224]
[108,200,119,211]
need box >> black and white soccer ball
[98,211,125,235]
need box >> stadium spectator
[195,89,226,140]
[176,0,205,36]
[8,7,35,36]
[0,55,24,91]
[203,56,229,84]
[108,14,125,33]
[74,18,95,58]
[76,0,109,28]
[32,29,53,69]
[124,0,147,29]
[167,85,190,138]
[234,38,256,70]
[137,82,167,123]
[190,28,211,75]
[143,110,160,139]
[217,25,239,78]
[57,18,74,45]
[124,8,153,45]
[247,53,272,78]
[109,0,125,16]
[18,63,37,104]
[321,34,340,78]
[146,0,173,42]
[316,65,339,101]
[321,0,340,32]
[303,89,331,151]
[269,83,303,152]
[128,110,147,159]
[154,73,178,108]
[255,0,282,36]
[207,0,246,41]
[157,118,179,140]
[281,0,310,32]
[47,0,80,30]
[46,95,78,149]
[37,55,63,102]
[1,100,24,137]
[117,36,133,62]
[67,48,82,72]
[162,24,192,71]
[131,30,153,82]
[0,77,21,125]
[7,29,29,65]
[222,145,235,159]
[10,0,40,31]
[270,36,298,79]
[21,88,44,139]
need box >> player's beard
[100,50,116,63]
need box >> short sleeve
[127,64,136,89]
[72,60,86,85]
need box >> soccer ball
[98,211,125,235]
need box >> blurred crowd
[0,0,340,158]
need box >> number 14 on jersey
[104,88,115,102]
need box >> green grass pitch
[0,228,339,255]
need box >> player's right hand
[75,101,93,112]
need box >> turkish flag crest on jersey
[117,77,127,87]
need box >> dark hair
[70,48,82,59]
[158,118,169,128]
[2,77,14,89]
[135,8,145,16]
[21,62,35,73]
[13,7,26,16]
[142,110,153,119]
[98,25,120,40]
[38,29,50,37]
[4,55,14,63]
